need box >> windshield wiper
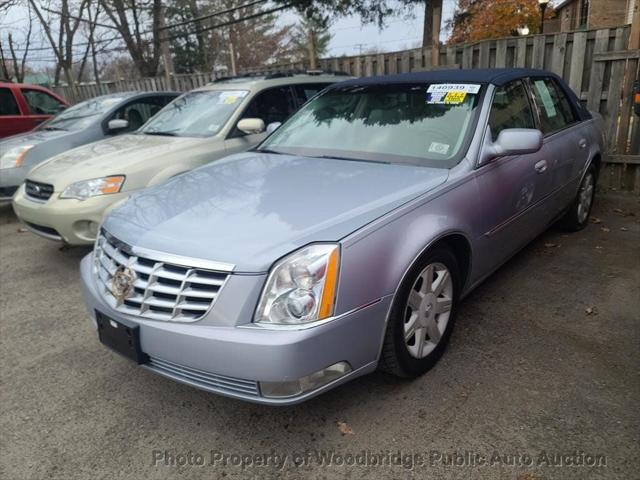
[313,154,389,164]
[143,130,179,137]
[41,126,66,131]
[256,148,284,155]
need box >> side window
[243,86,298,126]
[293,83,330,105]
[112,97,170,132]
[0,88,20,115]
[488,80,535,141]
[21,89,65,115]
[530,78,578,134]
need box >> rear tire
[379,247,460,378]
[558,163,597,231]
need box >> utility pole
[308,27,317,70]
[422,0,442,67]
[158,9,174,87]
[229,37,237,76]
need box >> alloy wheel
[404,262,454,359]
[577,172,595,224]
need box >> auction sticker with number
[427,83,481,94]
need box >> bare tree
[6,6,32,82]
[29,0,91,96]
[99,0,164,77]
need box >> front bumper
[12,185,129,245]
[80,254,390,405]
[0,166,29,200]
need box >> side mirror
[107,118,129,133]
[480,128,543,165]
[237,118,265,135]
[266,122,282,134]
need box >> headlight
[60,175,125,200]
[0,145,33,169]
[255,244,340,326]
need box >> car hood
[103,152,450,272]
[0,129,70,153]
[28,133,208,188]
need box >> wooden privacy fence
[52,25,640,193]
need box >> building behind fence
[52,26,640,193]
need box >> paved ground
[1,193,639,480]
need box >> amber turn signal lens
[318,248,340,320]
[100,176,125,194]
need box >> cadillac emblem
[111,265,136,304]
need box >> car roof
[194,73,350,92]
[333,68,560,87]
[0,81,55,89]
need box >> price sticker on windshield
[444,91,467,104]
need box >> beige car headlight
[255,244,340,326]
[60,175,125,201]
[0,145,33,169]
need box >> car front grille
[25,180,54,201]
[146,356,260,397]
[0,186,18,199]
[94,231,229,322]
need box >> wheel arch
[388,230,474,314]
[374,230,473,363]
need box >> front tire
[558,164,596,231]
[379,247,460,378]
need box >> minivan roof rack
[211,69,349,83]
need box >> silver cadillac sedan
[80,69,604,405]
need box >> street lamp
[538,0,549,33]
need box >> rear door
[528,77,585,214]
[224,85,298,155]
[20,87,67,128]
[0,86,32,138]
[472,80,552,272]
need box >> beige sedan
[12,73,343,244]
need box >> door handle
[578,138,588,149]
[534,160,548,174]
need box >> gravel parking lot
[1,193,639,480]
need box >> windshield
[139,90,249,137]
[259,83,484,167]
[42,96,125,131]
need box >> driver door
[471,79,553,274]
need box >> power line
[8,1,294,64]
[10,0,274,52]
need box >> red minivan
[0,82,69,138]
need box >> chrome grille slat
[148,356,259,396]
[94,232,229,322]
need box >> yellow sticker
[444,91,467,104]
[223,96,238,104]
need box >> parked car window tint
[0,88,19,115]
[140,90,248,137]
[22,89,65,115]
[112,97,175,132]
[488,80,535,141]
[293,83,330,104]
[261,83,482,167]
[531,78,578,134]
[43,95,125,131]
[243,86,298,126]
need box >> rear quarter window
[0,88,20,116]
